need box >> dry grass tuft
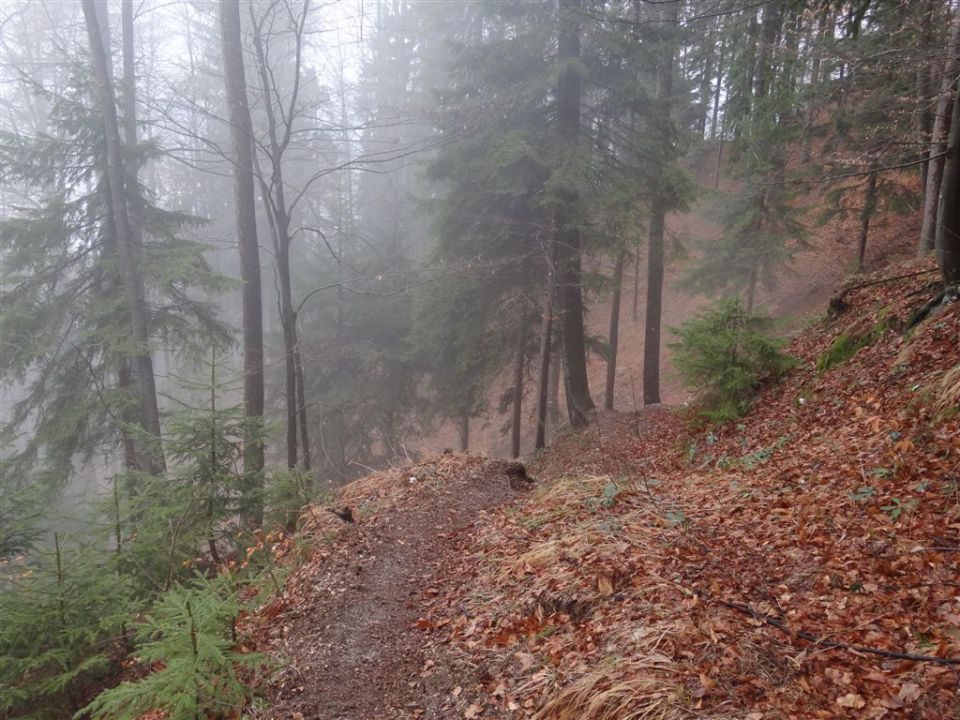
[533,656,685,720]
[933,363,960,416]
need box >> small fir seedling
[79,573,264,720]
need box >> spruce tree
[0,65,229,496]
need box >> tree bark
[548,341,561,428]
[294,331,312,472]
[511,322,525,459]
[219,0,265,524]
[82,0,165,475]
[711,32,726,140]
[535,241,556,450]
[642,2,678,407]
[857,169,878,272]
[604,249,625,410]
[643,208,666,405]
[920,16,960,255]
[917,0,937,200]
[935,88,960,286]
[458,411,469,452]
[753,0,783,102]
[556,0,593,428]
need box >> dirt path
[258,458,531,720]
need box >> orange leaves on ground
[427,260,960,719]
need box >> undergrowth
[669,298,794,421]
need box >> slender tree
[604,249,625,410]
[556,0,593,427]
[219,0,265,523]
[248,0,312,471]
[935,87,960,287]
[919,15,960,255]
[510,321,525,458]
[643,0,680,406]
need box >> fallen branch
[828,268,940,317]
[715,597,960,666]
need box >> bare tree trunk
[711,32,726,140]
[698,18,716,139]
[548,342,561,428]
[802,7,831,162]
[935,88,960,287]
[632,245,641,321]
[117,0,142,474]
[511,323,525,459]
[642,2,678,407]
[219,0,265,524]
[249,3,311,470]
[918,0,937,199]
[535,242,556,450]
[920,16,960,255]
[294,336,311,472]
[857,169,878,272]
[604,249,625,410]
[82,0,165,475]
[556,0,593,428]
[643,209,666,405]
[458,412,469,452]
[754,0,783,102]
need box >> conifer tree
[0,65,228,495]
[82,0,165,473]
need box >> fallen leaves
[425,262,960,719]
[836,692,867,709]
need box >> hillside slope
[255,259,958,719]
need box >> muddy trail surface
[256,457,532,720]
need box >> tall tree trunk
[643,209,666,405]
[511,323,525,459]
[458,411,469,452]
[82,0,165,475]
[642,2,678,407]
[698,19,715,139]
[556,0,593,428]
[548,341,561,428]
[604,249,625,410]
[754,0,783,102]
[118,0,141,474]
[632,245,641,321]
[920,16,960,255]
[535,242,556,450]
[935,88,960,287]
[219,0,265,524]
[711,32,726,140]
[802,7,831,162]
[918,0,937,200]
[731,12,760,154]
[294,333,312,472]
[857,169,878,272]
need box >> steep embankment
[256,258,957,719]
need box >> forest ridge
[1,1,959,718]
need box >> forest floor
[251,456,534,720]
[250,257,959,719]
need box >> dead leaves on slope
[424,262,960,719]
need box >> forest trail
[256,457,533,720]
[252,260,960,720]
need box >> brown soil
[254,456,532,720]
